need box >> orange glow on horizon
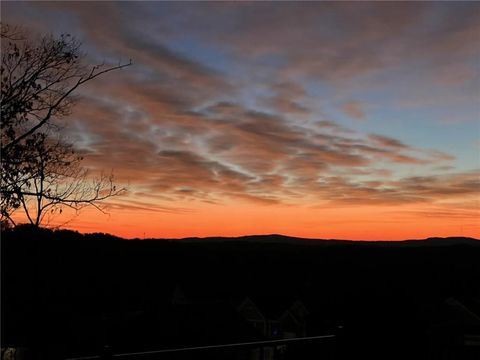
[14,200,478,241]
[4,2,480,243]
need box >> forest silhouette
[2,225,480,359]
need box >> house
[280,300,309,338]
[235,297,311,360]
[427,297,480,360]
[236,297,268,337]
[236,297,309,340]
[170,285,312,360]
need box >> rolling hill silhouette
[2,226,480,360]
[178,233,480,247]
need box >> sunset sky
[3,2,479,240]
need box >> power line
[66,334,336,360]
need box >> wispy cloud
[342,101,367,121]
[3,1,478,237]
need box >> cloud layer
[3,1,479,237]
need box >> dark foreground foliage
[2,225,480,359]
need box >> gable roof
[249,296,307,320]
[430,297,480,329]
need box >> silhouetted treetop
[1,23,131,226]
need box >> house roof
[249,295,306,320]
[430,297,480,329]
[445,298,480,326]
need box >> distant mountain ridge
[174,234,480,247]
[4,225,479,247]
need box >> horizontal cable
[66,334,336,360]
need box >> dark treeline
[2,226,480,359]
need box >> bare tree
[1,24,130,226]
[4,134,123,227]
